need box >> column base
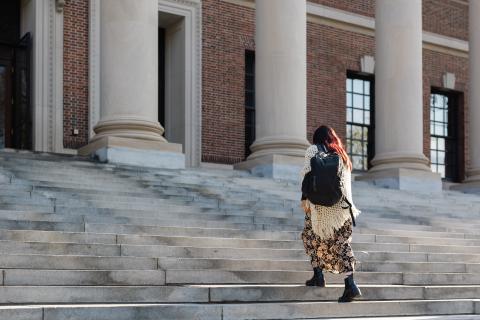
[356,168,442,192]
[78,136,185,169]
[234,154,304,181]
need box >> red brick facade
[61,0,470,180]
[201,0,255,164]
[63,0,89,149]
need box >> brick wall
[423,0,468,41]
[309,0,375,17]
[200,0,469,170]
[309,0,468,40]
[202,0,255,164]
[306,23,374,145]
[61,0,470,177]
[63,0,89,149]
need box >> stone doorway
[159,11,187,162]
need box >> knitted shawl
[300,145,361,239]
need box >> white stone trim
[222,0,469,57]
[56,0,65,13]
[423,31,469,57]
[88,0,202,167]
[442,72,456,90]
[158,0,202,168]
[360,55,375,74]
[89,0,100,139]
[29,0,64,153]
[52,1,65,153]
[307,2,374,30]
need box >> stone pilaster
[235,0,309,180]
[357,0,442,191]
[79,0,184,169]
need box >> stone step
[218,300,479,319]
[156,251,480,270]
[2,227,480,259]
[165,270,400,285]
[0,229,116,244]
[0,254,157,270]
[355,227,480,240]
[0,286,207,304]
[3,269,165,286]
[165,269,480,285]
[0,240,119,256]
[121,243,306,260]
[0,206,306,229]
[358,261,477,273]
[2,300,477,320]
[331,316,480,320]
[85,223,300,240]
[208,284,480,302]
[2,285,480,304]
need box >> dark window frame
[244,50,255,158]
[346,71,375,172]
[430,88,462,182]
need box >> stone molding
[222,0,469,57]
[30,0,69,154]
[370,152,431,172]
[360,55,375,74]
[442,72,456,90]
[79,136,182,156]
[89,0,101,139]
[56,0,65,13]
[91,118,167,143]
[248,136,310,160]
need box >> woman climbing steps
[300,125,362,303]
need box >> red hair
[313,125,352,171]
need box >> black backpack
[301,145,356,226]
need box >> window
[346,73,374,171]
[245,50,255,158]
[430,92,458,181]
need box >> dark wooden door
[12,33,32,150]
[0,45,14,148]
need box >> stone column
[235,0,309,180]
[461,0,480,190]
[79,0,184,168]
[358,0,441,191]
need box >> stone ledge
[78,136,184,169]
[234,154,304,181]
[356,168,442,192]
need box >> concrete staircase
[0,150,480,319]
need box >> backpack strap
[317,144,328,154]
[342,197,356,227]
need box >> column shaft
[79,0,184,168]
[358,0,441,191]
[467,0,480,181]
[93,0,165,142]
[373,0,427,170]
[249,0,309,159]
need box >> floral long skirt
[301,212,356,274]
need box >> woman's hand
[301,200,310,213]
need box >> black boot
[338,274,362,302]
[305,267,325,287]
